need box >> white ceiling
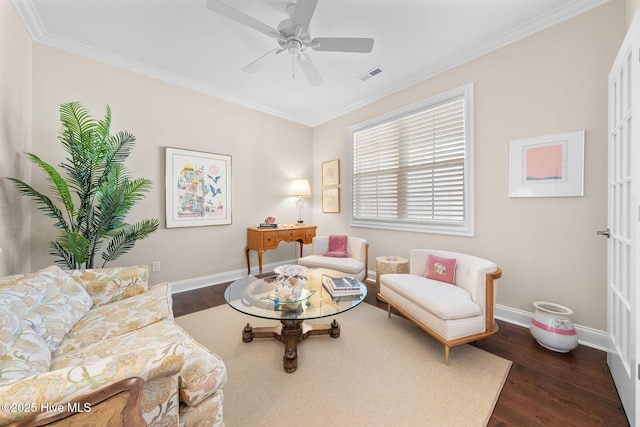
[14,0,608,126]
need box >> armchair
[297,236,369,281]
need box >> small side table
[375,256,409,297]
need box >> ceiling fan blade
[311,37,374,53]
[291,0,318,33]
[206,0,281,39]
[296,54,323,87]
[242,49,284,73]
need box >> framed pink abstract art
[509,130,584,197]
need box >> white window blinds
[350,84,474,235]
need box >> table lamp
[290,178,311,223]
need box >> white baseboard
[169,259,297,294]
[171,268,609,352]
[495,304,608,352]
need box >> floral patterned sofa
[0,265,226,426]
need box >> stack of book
[321,275,363,298]
[258,223,278,228]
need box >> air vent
[357,66,384,82]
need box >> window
[349,83,474,236]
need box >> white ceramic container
[530,301,578,352]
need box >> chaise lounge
[378,249,502,365]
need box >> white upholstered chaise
[378,249,502,365]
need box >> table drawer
[277,229,305,241]
[304,227,316,242]
[261,231,278,249]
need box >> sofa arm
[9,377,146,427]
[310,236,329,255]
[0,342,183,426]
[66,265,150,306]
[347,238,369,271]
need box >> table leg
[245,247,251,275]
[257,250,264,276]
[282,321,302,373]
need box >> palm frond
[5,178,70,231]
[95,105,112,150]
[96,171,128,231]
[57,231,90,267]
[101,219,160,266]
[48,241,75,270]
[107,177,153,221]
[24,153,75,217]
[99,131,136,181]
[59,102,96,153]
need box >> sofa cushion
[0,275,52,383]
[425,254,457,284]
[54,283,173,357]
[18,267,93,352]
[1,302,52,383]
[66,265,148,307]
[381,274,481,320]
[0,273,46,317]
[0,266,93,354]
[297,255,364,274]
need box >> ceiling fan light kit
[207,0,374,86]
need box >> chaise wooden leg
[444,345,450,365]
[387,303,392,318]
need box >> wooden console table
[245,225,317,275]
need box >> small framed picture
[322,159,340,186]
[322,187,340,213]
[509,130,584,198]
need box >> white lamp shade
[290,179,311,197]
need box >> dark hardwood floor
[172,278,628,426]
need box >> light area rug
[176,303,511,427]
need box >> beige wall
[627,0,640,25]
[1,1,629,330]
[0,3,32,276]
[312,0,626,330]
[28,45,313,284]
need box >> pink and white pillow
[425,254,457,284]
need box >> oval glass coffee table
[224,268,367,373]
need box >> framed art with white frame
[509,130,584,198]
[165,147,232,227]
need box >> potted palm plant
[6,101,159,269]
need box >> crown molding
[13,0,610,128]
[11,0,45,39]
[310,0,611,126]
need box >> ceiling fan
[206,0,374,86]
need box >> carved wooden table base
[242,319,340,373]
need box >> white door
[607,11,640,426]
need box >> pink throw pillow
[425,254,457,284]
[323,235,348,258]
